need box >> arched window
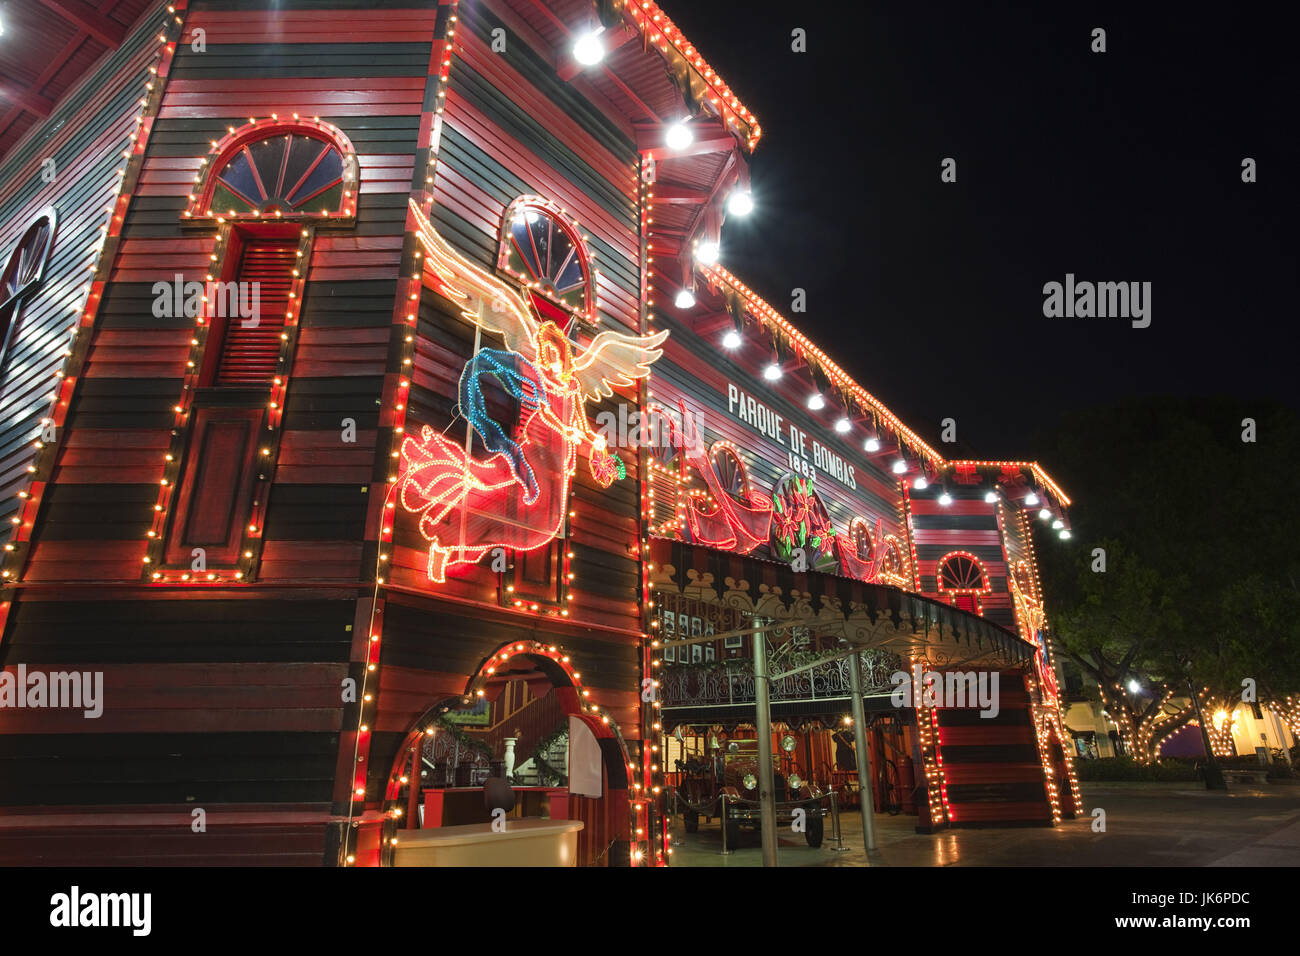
[159,119,357,582]
[187,120,357,220]
[497,197,595,326]
[938,551,991,615]
[0,207,56,367]
[0,207,57,532]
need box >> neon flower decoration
[769,473,840,573]
[589,445,625,487]
[401,200,665,582]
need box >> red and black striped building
[0,0,1080,867]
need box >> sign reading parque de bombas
[727,383,857,490]
[645,366,911,585]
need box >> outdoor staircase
[928,672,1057,827]
[513,729,569,786]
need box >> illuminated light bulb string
[684,265,1075,519]
[1022,663,1083,822]
[368,641,645,863]
[498,194,601,328]
[698,261,945,470]
[639,158,671,866]
[143,106,359,582]
[626,1,761,151]
[1269,697,1300,741]
[911,654,951,827]
[0,8,183,594]
[181,113,359,222]
[1197,690,1239,757]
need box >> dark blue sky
[666,1,1297,460]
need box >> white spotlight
[913,476,927,490]
[694,241,719,264]
[1024,492,1040,506]
[572,30,606,66]
[674,289,696,310]
[892,460,907,475]
[1127,679,1141,694]
[727,191,754,217]
[807,394,825,410]
[763,363,782,381]
[1059,529,1072,540]
[666,121,694,151]
[984,491,997,503]
[722,330,742,349]
[1039,508,1052,520]
[864,437,880,453]
[939,492,953,506]
[834,417,851,433]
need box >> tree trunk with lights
[1200,695,1238,757]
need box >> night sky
[665,1,1298,461]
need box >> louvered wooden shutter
[216,239,297,387]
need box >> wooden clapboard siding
[377,0,649,812]
[0,0,675,865]
[35,0,430,581]
[0,0,439,866]
[912,486,1015,629]
[0,595,354,811]
[432,0,641,332]
[0,5,167,533]
[0,817,333,867]
[933,672,1053,826]
[367,594,643,795]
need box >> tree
[1034,397,1300,763]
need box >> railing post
[754,628,779,867]
[848,649,878,853]
[719,793,731,855]
[829,788,848,852]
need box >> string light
[0,11,179,590]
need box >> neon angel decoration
[401,200,667,583]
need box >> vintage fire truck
[677,735,828,848]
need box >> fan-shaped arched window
[498,197,595,325]
[187,120,357,220]
[0,207,56,366]
[938,551,991,614]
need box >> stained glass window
[499,201,592,318]
[207,132,346,216]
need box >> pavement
[666,781,1300,866]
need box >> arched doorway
[378,640,637,866]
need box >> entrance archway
[379,640,638,866]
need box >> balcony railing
[661,651,900,708]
